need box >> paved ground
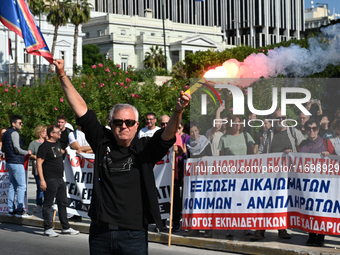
[1,176,340,255]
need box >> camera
[313,99,319,104]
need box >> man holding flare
[53,59,190,254]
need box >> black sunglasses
[160,122,168,127]
[111,119,136,127]
[277,116,287,120]
[306,126,318,132]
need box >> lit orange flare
[204,59,240,79]
[204,66,227,78]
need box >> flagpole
[39,3,41,82]
[8,30,11,85]
[15,33,18,85]
[168,152,176,246]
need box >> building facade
[0,15,83,86]
[88,0,305,48]
[82,11,230,70]
[304,5,335,36]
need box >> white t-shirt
[68,129,90,147]
[138,126,161,138]
[205,128,223,156]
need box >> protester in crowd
[2,115,31,217]
[319,114,335,139]
[218,114,255,236]
[298,118,334,246]
[54,58,189,254]
[68,125,93,154]
[177,121,189,158]
[253,116,272,154]
[296,112,310,139]
[205,105,225,156]
[37,124,79,237]
[218,114,255,156]
[174,120,189,232]
[28,125,47,214]
[305,98,323,118]
[252,109,305,241]
[185,121,212,158]
[57,114,73,155]
[157,115,183,232]
[184,120,212,237]
[0,128,6,152]
[244,112,257,137]
[331,119,340,155]
[138,112,160,138]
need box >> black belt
[97,221,126,230]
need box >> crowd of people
[177,99,340,247]
[1,67,340,251]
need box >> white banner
[0,158,28,214]
[64,149,94,217]
[64,148,174,219]
[183,153,340,235]
[154,148,174,220]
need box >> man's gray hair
[109,104,139,122]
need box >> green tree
[82,44,104,74]
[28,0,44,82]
[44,0,71,69]
[143,45,165,71]
[70,0,92,77]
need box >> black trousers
[43,178,70,230]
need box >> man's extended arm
[161,92,190,141]
[69,141,93,154]
[54,59,88,118]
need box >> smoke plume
[204,24,340,86]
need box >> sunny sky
[305,0,340,15]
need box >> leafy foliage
[82,44,104,74]
[134,68,168,82]
[0,61,187,148]
[143,45,165,71]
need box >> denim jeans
[34,174,43,206]
[89,222,148,255]
[7,163,26,212]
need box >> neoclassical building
[0,15,83,86]
[82,11,230,70]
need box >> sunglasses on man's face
[277,116,287,120]
[306,126,318,132]
[160,122,168,127]
[111,119,136,127]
